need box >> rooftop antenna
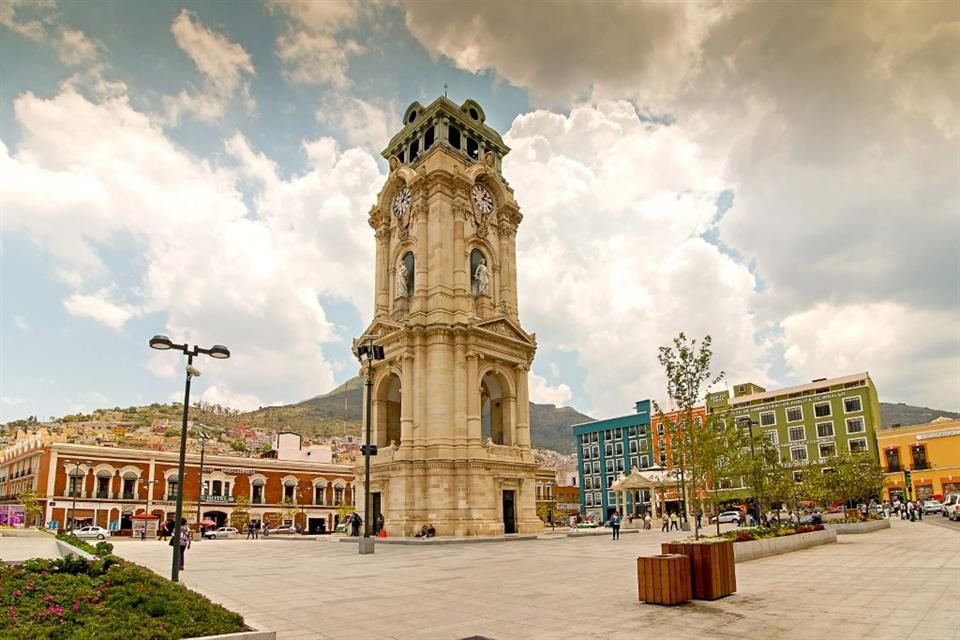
[443,82,448,98]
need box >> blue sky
[1,1,957,424]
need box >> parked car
[922,500,943,515]
[271,525,296,534]
[203,526,239,540]
[944,494,960,521]
[71,525,111,540]
[710,510,741,525]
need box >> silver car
[203,526,239,539]
[71,525,110,540]
[922,500,943,514]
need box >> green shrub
[0,555,245,639]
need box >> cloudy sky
[1,0,957,424]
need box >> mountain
[879,402,959,428]
[230,376,589,453]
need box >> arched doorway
[481,369,514,445]
[375,372,401,447]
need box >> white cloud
[164,9,256,123]
[13,315,30,331]
[199,384,263,413]
[505,102,765,417]
[316,95,397,151]
[268,0,368,87]
[781,303,960,412]
[63,288,142,330]
[56,28,101,66]
[0,89,384,411]
[0,396,26,406]
[0,0,54,42]
[528,372,572,407]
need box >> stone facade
[355,96,542,537]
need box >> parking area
[113,519,960,640]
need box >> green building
[706,372,882,475]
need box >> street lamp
[195,429,210,538]
[738,417,763,527]
[355,340,384,555]
[149,334,230,582]
[68,460,92,531]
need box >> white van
[943,494,960,520]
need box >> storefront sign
[203,467,255,475]
[201,495,236,504]
[916,428,960,441]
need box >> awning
[132,513,159,520]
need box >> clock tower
[355,96,542,537]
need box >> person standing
[350,513,362,537]
[375,513,385,536]
[610,510,621,541]
[644,512,652,530]
[176,518,191,572]
[916,501,924,521]
[661,513,669,532]
[669,512,679,531]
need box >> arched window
[397,251,414,297]
[449,125,461,149]
[251,478,265,504]
[470,249,489,296]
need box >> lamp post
[738,417,762,527]
[149,334,230,582]
[355,340,384,555]
[68,460,92,531]
[195,430,209,538]
[297,487,307,533]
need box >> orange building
[877,419,960,502]
[0,437,356,534]
[651,406,709,471]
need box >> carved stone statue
[474,257,490,296]
[396,260,408,297]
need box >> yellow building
[877,419,960,501]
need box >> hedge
[1,536,246,640]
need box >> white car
[944,495,960,521]
[71,525,111,540]
[271,524,296,535]
[203,526,239,540]
[921,500,943,515]
[710,510,742,525]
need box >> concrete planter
[825,519,890,535]
[733,529,837,563]
[186,632,275,640]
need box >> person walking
[669,512,679,531]
[350,513,362,537]
[157,522,167,541]
[916,501,924,521]
[644,512,652,530]
[175,518,191,572]
[246,522,254,540]
[610,510,621,541]
[661,513,669,532]
[375,513,385,536]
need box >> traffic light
[360,444,378,456]
[904,469,912,489]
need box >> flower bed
[721,523,825,543]
[1,536,246,639]
[731,527,837,563]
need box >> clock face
[471,184,494,216]
[392,187,411,217]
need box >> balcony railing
[886,464,902,473]
[122,492,135,500]
[911,462,931,470]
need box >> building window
[314,486,325,504]
[760,412,776,427]
[122,476,137,500]
[843,397,863,413]
[585,477,593,490]
[616,459,624,472]
[818,442,836,459]
[815,422,834,438]
[629,440,638,454]
[630,456,639,469]
[885,448,901,473]
[605,443,613,457]
[814,402,832,418]
[68,474,83,498]
[614,429,622,440]
[658,440,666,451]
[592,461,599,473]
[605,460,614,473]
[585,493,593,506]
[592,446,599,458]
[639,439,648,452]
[846,417,865,434]
[657,424,664,436]
[792,471,803,483]
[911,445,928,469]
[788,426,805,442]
[615,442,623,456]
[333,486,344,506]
[96,475,111,499]
[628,425,637,437]
[659,454,667,466]
[791,446,808,462]
[640,455,650,468]
[849,438,868,454]
[786,406,803,422]
[212,480,223,497]
[536,484,542,500]
[593,492,601,504]
[166,478,178,501]
[606,476,614,488]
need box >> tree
[653,333,724,539]
[814,453,886,516]
[230,496,251,528]
[698,414,748,535]
[280,498,297,525]
[17,488,44,528]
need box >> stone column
[375,227,390,314]
[400,354,414,449]
[466,352,481,445]
[514,365,531,448]
[453,338,467,450]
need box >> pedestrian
[610,510,621,541]
[661,513,669,532]
[246,522,254,540]
[157,522,167,541]
[669,512,679,531]
[174,518,191,571]
[139,525,146,541]
[350,513,362,537]
[375,513,384,535]
[569,515,577,533]
[916,501,923,521]
[696,511,703,528]
[263,522,270,537]
[644,512,652,530]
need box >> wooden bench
[636,553,692,605]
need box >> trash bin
[637,554,692,605]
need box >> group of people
[886,498,925,521]
[415,524,437,538]
[245,521,272,539]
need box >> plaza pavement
[112,519,959,640]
